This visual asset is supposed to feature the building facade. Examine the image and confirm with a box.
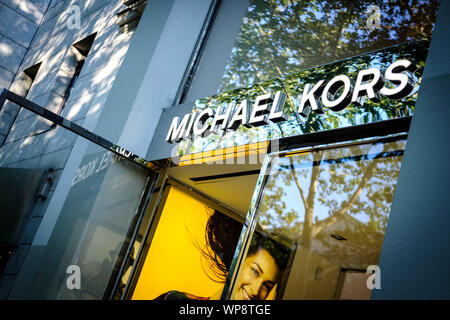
[0,0,448,300]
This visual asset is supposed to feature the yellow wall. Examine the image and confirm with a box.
[132,187,223,300]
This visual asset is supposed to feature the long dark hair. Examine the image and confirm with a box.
[200,210,243,282]
[200,210,290,283]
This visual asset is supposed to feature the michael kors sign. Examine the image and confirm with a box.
[166,59,417,143]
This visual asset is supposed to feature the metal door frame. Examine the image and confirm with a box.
[220,118,411,300]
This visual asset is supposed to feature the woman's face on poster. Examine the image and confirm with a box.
[233,248,279,300]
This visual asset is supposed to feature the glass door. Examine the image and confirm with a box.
[120,144,268,300]
[223,135,407,300]
[130,183,244,300]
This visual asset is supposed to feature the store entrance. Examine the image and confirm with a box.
[224,136,407,300]
[120,146,265,300]
[119,134,407,301]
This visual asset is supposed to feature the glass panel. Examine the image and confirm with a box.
[229,138,406,300]
[1,110,151,299]
[0,168,44,244]
[0,167,44,277]
[174,39,428,157]
[131,186,244,300]
[218,0,439,92]
[112,173,167,300]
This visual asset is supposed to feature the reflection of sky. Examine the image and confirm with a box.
[220,0,437,91]
[261,143,404,232]
[273,164,370,225]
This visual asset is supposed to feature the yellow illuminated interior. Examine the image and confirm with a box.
[132,187,224,300]
[178,142,269,166]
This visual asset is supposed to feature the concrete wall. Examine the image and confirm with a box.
[0,0,214,299]
[0,0,48,90]
[372,0,450,300]
[0,0,49,144]
[0,0,140,298]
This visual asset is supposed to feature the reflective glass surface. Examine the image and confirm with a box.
[0,110,151,299]
[229,138,406,300]
[174,40,428,157]
[218,0,439,92]
[131,186,244,301]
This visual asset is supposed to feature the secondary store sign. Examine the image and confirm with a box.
[166,59,417,143]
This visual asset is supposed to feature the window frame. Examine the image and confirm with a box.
[220,117,410,300]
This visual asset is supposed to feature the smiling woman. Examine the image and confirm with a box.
[142,199,290,301]
[233,233,291,300]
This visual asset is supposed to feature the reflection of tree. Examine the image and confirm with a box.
[219,0,438,92]
[175,39,429,157]
[174,1,438,157]
[258,141,405,273]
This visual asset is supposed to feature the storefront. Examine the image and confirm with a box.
[1,0,448,300]
[117,42,423,300]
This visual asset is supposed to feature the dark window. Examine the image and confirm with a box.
[0,62,42,146]
[54,34,96,116]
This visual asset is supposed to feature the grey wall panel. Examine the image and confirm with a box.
[372,0,450,299]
